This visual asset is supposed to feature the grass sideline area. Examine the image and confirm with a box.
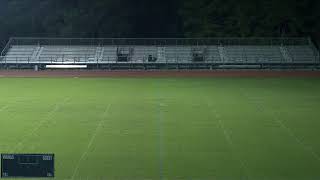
[0,77,320,179]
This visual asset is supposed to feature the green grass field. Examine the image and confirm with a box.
[1,77,320,180]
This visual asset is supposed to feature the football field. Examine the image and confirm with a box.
[0,77,320,180]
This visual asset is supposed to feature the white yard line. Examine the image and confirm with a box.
[71,104,111,180]
[0,105,9,112]
[0,96,29,112]
[155,81,166,180]
[0,97,33,152]
[272,113,320,162]
[207,102,250,180]
[240,88,320,162]
[157,102,165,180]
[11,97,70,152]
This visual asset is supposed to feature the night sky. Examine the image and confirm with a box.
[0,0,319,48]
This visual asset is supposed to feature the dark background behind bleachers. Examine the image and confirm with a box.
[0,0,319,49]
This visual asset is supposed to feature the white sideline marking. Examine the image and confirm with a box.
[71,104,111,180]
[11,97,70,152]
[207,102,250,180]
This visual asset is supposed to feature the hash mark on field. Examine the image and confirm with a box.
[12,97,70,152]
[71,104,111,180]
[207,102,250,180]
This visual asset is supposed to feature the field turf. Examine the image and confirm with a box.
[0,77,320,180]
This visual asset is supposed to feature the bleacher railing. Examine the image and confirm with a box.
[1,38,13,56]
[308,37,320,62]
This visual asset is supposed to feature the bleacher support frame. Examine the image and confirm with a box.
[0,37,319,70]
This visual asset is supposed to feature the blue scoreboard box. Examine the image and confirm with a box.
[1,154,54,178]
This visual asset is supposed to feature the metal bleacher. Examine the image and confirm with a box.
[207,46,221,62]
[165,46,192,63]
[0,37,319,69]
[4,45,38,63]
[131,46,156,63]
[39,46,96,63]
[286,45,317,63]
[101,46,117,63]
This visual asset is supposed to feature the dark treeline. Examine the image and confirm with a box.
[0,0,319,48]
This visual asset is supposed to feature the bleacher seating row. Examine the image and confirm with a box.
[1,45,319,64]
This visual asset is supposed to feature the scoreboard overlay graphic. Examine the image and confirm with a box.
[1,154,54,178]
